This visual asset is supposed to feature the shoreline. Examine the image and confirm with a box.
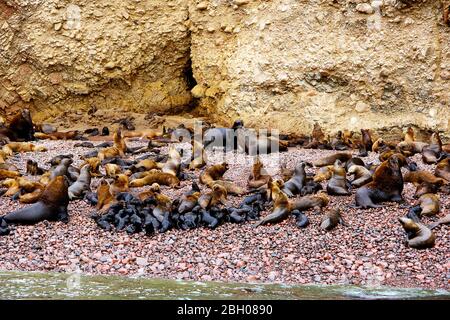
[0,140,449,291]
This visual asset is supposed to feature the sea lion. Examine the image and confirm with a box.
[404,126,415,143]
[189,139,207,170]
[129,170,180,188]
[347,165,372,188]
[203,120,244,151]
[414,182,440,199]
[304,122,326,148]
[34,123,56,134]
[96,179,115,213]
[3,176,69,224]
[46,131,80,140]
[354,154,404,208]
[291,192,329,212]
[360,129,373,152]
[292,210,309,228]
[281,162,307,197]
[0,218,10,236]
[137,183,160,202]
[398,217,435,249]
[162,147,181,176]
[104,163,122,177]
[110,174,129,196]
[2,142,46,156]
[422,132,442,164]
[198,184,228,209]
[84,157,101,176]
[279,162,294,182]
[133,159,158,172]
[435,158,450,182]
[418,193,440,217]
[429,214,450,230]
[68,165,92,200]
[313,152,352,167]
[26,160,44,176]
[313,166,333,182]
[200,162,229,185]
[19,188,44,204]
[207,179,245,195]
[397,141,428,155]
[254,183,290,227]
[248,156,271,189]
[178,191,201,214]
[50,158,72,180]
[0,109,34,142]
[98,147,123,161]
[0,168,20,180]
[404,171,446,187]
[326,160,350,196]
[320,209,346,231]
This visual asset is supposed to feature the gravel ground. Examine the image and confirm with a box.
[0,140,449,290]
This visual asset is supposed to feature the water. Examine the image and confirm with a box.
[0,271,448,300]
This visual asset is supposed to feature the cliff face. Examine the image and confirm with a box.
[0,0,192,125]
[1,0,449,138]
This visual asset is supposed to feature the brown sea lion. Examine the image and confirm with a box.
[355,154,404,208]
[414,182,440,199]
[208,180,245,195]
[68,165,92,200]
[110,174,129,196]
[198,184,228,209]
[2,142,46,156]
[200,162,228,185]
[189,139,207,170]
[0,168,20,180]
[313,166,333,183]
[320,209,346,231]
[84,157,101,176]
[281,162,307,197]
[422,132,442,164]
[104,163,122,177]
[435,158,450,182]
[0,109,34,142]
[279,162,294,182]
[133,159,158,172]
[137,183,161,201]
[254,183,290,227]
[178,192,200,214]
[3,176,69,224]
[45,131,80,140]
[18,188,43,204]
[360,129,373,152]
[313,152,352,167]
[404,126,415,143]
[418,193,440,217]
[398,217,435,249]
[98,147,123,161]
[404,171,446,187]
[162,147,181,176]
[248,156,271,189]
[347,164,372,188]
[129,170,180,188]
[96,179,115,213]
[291,192,329,212]
[326,160,350,196]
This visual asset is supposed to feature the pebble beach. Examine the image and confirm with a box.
[0,140,449,290]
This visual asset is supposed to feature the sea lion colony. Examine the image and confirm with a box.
[0,109,449,253]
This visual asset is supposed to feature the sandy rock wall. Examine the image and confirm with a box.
[189,0,450,138]
[0,0,449,138]
[0,0,192,125]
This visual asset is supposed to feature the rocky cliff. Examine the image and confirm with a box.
[1,0,449,138]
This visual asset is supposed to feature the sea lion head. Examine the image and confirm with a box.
[40,176,69,206]
[398,217,420,233]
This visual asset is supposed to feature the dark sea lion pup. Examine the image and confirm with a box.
[354,154,404,209]
[3,176,69,224]
[320,209,346,231]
